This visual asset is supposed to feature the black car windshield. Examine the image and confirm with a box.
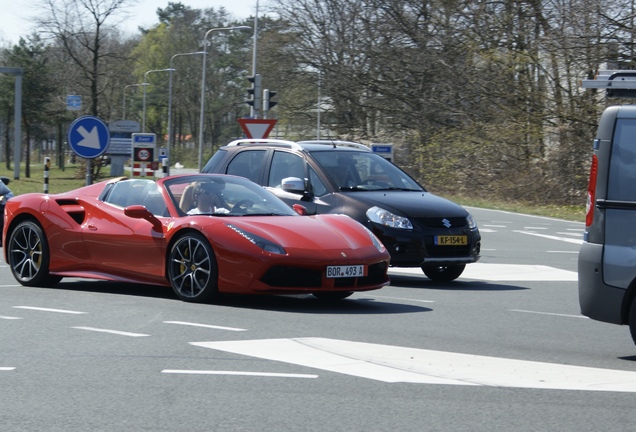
[164,174,299,216]
[311,151,424,191]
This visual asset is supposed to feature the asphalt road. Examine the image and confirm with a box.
[2,207,635,432]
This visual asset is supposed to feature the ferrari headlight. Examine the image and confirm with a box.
[366,206,413,230]
[361,225,386,253]
[226,224,286,255]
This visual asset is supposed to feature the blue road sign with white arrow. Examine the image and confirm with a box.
[67,116,110,159]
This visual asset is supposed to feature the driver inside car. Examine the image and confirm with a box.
[187,182,230,215]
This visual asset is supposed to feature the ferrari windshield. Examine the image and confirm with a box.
[311,151,423,191]
[164,174,299,217]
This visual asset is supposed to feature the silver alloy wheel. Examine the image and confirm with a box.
[168,233,218,302]
[7,220,59,286]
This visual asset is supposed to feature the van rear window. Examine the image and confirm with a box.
[608,119,636,201]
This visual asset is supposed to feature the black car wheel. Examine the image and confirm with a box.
[313,291,354,300]
[421,264,466,282]
[168,232,219,303]
[629,296,636,346]
[8,220,62,286]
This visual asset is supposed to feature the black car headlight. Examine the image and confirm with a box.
[226,224,286,254]
[467,213,477,230]
[366,206,413,230]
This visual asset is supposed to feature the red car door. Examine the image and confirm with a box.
[81,202,166,280]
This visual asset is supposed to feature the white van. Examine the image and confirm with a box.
[579,71,636,345]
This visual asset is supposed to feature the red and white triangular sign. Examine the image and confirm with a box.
[238,118,277,139]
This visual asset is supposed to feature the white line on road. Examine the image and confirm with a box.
[389,263,577,282]
[163,321,247,331]
[1,367,16,371]
[0,315,22,320]
[162,370,318,378]
[511,309,588,319]
[192,338,636,392]
[363,294,435,303]
[72,326,150,337]
[13,306,87,314]
[513,230,584,245]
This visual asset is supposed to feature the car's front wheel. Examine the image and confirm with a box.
[168,232,220,303]
[421,264,466,282]
[8,220,62,286]
[312,291,354,300]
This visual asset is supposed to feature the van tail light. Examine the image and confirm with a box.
[585,155,598,227]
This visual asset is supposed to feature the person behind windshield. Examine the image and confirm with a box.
[187,182,229,215]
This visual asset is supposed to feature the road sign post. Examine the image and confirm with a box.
[131,133,157,178]
[67,116,110,185]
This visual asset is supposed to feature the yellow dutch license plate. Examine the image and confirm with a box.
[434,235,467,246]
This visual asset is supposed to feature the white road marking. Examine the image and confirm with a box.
[72,326,150,337]
[0,315,22,320]
[192,338,636,392]
[483,224,508,228]
[367,295,435,303]
[13,306,87,314]
[511,309,588,319]
[1,367,16,371]
[163,321,247,331]
[547,250,579,254]
[525,226,548,230]
[513,230,584,245]
[161,370,318,378]
[389,263,577,282]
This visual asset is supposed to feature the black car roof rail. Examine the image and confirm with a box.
[581,70,636,98]
[225,138,303,150]
[297,140,372,151]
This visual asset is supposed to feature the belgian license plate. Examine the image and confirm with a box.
[435,235,468,246]
[326,265,366,278]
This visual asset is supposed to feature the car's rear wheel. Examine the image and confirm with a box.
[8,220,62,286]
[421,264,466,282]
[628,296,636,346]
[168,232,220,303]
[312,291,354,300]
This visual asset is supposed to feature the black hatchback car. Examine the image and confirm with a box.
[202,139,481,281]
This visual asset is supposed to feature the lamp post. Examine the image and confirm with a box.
[142,68,174,132]
[123,83,148,120]
[167,51,205,175]
[198,26,251,172]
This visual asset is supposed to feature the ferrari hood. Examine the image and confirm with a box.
[226,214,374,251]
[343,190,469,218]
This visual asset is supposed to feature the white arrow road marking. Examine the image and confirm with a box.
[77,125,101,149]
[192,338,636,392]
[389,263,578,281]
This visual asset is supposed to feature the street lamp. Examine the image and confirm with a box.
[123,83,148,120]
[198,26,251,172]
[142,68,174,132]
[167,51,205,175]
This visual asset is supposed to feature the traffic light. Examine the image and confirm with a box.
[263,89,278,113]
[245,74,262,117]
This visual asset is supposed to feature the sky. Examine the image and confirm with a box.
[0,0,264,46]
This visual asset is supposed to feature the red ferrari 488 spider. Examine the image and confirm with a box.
[3,174,390,302]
